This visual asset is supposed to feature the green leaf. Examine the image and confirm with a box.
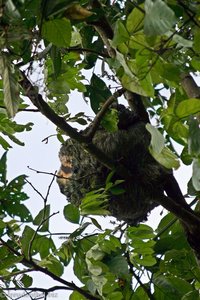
[192,158,200,191]
[0,251,22,270]
[33,205,50,231]
[182,291,200,300]
[122,72,153,97]
[126,5,144,33]
[70,222,90,239]
[80,188,110,216]
[6,174,28,200]
[188,117,200,156]
[176,99,200,118]
[6,203,32,222]
[132,286,149,300]
[150,145,180,169]
[106,291,123,300]
[21,274,33,288]
[133,254,157,266]
[63,204,80,224]
[101,108,118,132]
[70,291,87,300]
[106,255,129,276]
[146,123,180,169]
[112,20,129,46]
[172,34,193,48]
[120,57,154,97]
[127,224,155,239]
[21,226,35,259]
[0,290,7,300]
[146,124,165,154]
[90,217,102,230]
[0,56,20,117]
[0,152,7,185]
[194,29,200,53]
[50,45,62,78]
[39,254,64,276]
[42,18,71,47]
[86,74,112,113]
[144,0,176,36]
[154,275,193,299]
[0,135,11,150]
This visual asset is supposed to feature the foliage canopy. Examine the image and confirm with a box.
[1,0,200,299]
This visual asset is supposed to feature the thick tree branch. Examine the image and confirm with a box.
[19,72,88,144]
[156,196,200,228]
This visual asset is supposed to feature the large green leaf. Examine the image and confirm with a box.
[188,117,200,156]
[144,0,176,36]
[63,203,80,224]
[112,20,129,46]
[146,124,180,169]
[86,74,112,113]
[42,18,71,47]
[0,56,20,117]
[154,275,193,299]
[176,99,200,118]
[39,254,64,276]
[192,158,200,191]
[126,5,144,33]
[33,205,50,231]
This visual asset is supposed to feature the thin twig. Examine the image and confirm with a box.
[125,252,155,300]
[27,211,59,260]
[45,171,56,201]
[0,105,39,112]
[65,46,110,58]
[25,178,45,201]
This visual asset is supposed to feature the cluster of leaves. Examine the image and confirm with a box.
[1,0,200,299]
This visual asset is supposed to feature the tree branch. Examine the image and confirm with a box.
[65,46,110,58]
[156,196,200,228]
[19,70,117,170]
[85,88,125,140]
[0,105,39,112]
[88,0,115,58]
[0,238,100,300]
[3,286,71,293]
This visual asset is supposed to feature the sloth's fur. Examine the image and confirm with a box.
[57,105,182,224]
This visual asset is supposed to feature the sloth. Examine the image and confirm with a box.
[57,104,189,224]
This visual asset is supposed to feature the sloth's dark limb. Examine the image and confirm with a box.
[124,91,149,123]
